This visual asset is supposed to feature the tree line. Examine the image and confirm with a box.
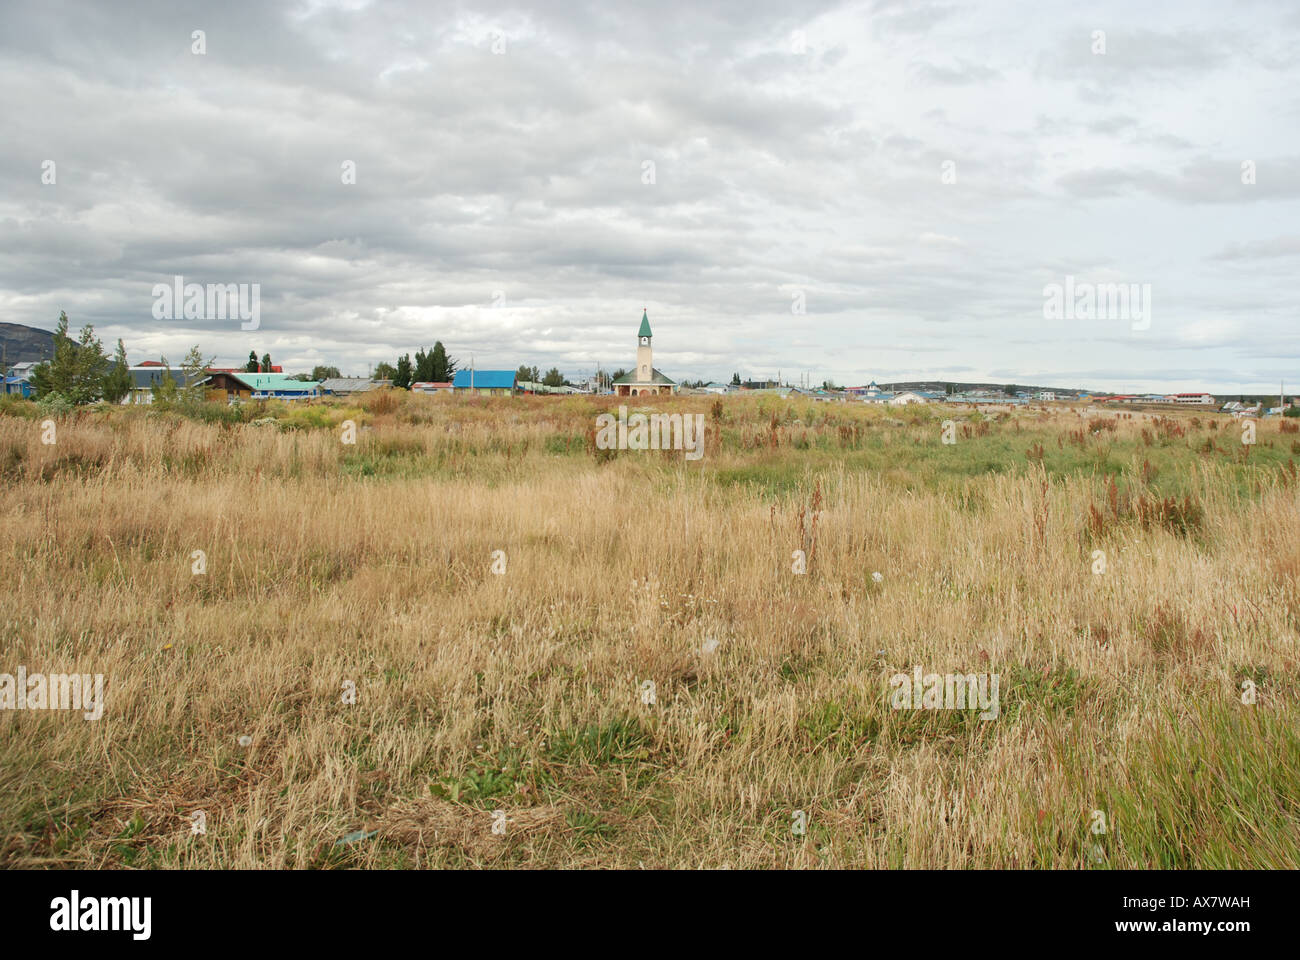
[372,342,456,389]
[24,312,212,408]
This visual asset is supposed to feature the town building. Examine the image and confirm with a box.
[518,381,580,395]
[319,377,385,395]
[888,391,943,406]
[452,369,517,396]
[204,371,320,401]
[123,366,194,404]
[2,376,33,398]
[613,311,676,397]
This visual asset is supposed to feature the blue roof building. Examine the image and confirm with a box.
[2,376,33,398]
[452,369,517,394]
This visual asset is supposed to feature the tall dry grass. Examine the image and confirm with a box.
[1,398,1297,868]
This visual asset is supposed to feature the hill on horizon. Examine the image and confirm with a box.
[877,380,1087,395]
[0,321,74,367]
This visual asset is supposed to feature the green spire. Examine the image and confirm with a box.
[638,309,652,339]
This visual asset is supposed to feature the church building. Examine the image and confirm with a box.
[612,310,676,397]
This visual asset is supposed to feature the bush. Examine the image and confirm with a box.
[0,395,38,419]
[362,390,400,416]
[36,392,74,417]
[182,401,250,426]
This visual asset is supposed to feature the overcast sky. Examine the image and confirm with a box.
[2,0,1298,391]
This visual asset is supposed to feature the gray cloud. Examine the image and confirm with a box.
[1,0,1298,392]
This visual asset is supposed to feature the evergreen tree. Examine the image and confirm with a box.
[542,367,565,387]
[246,350,259,373]
[153,355,179,406]
[102,339,133,404]
[260,353,272,373]
[431,341,455,382]
[30,312,109,404]
[180,345,216,404]
[394,353,412,389]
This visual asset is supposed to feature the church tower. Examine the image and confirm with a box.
[612,308,675,396]
[636,309,653,383]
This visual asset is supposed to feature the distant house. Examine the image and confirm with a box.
[123,366,196,404]
[517,380,579,395]
[236,373,319,399]
[452,369,517,396]
[203,371,253,403]
[410,381,453,394]
[1171,392,1215,405]
[205,372,319,401]
[888,391,943,406]
[858,381,895,403]
[3,361,38,397]
[2,376,33,398]
[700,382,732,395]
[319,377,383,395]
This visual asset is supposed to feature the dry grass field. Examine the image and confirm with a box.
[1,392,1298,868]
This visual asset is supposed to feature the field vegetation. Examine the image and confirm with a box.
[1,391,1297,868]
